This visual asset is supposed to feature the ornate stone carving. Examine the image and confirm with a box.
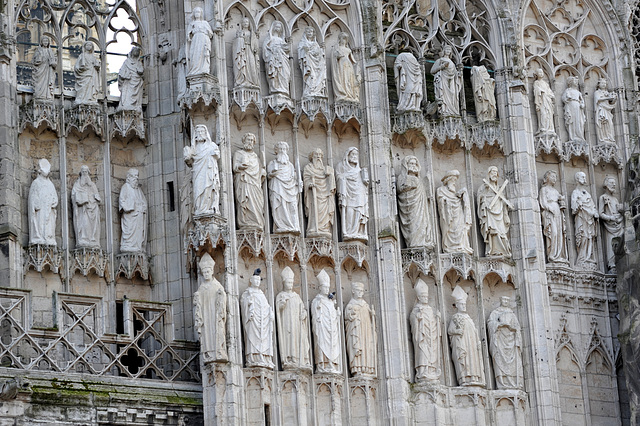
[237,230,265,259]
[539,170,568,263]
[232,17,260,90]
[270,234,300,261]
[186,7,213,77]
[263,21,291,96]
[397,155,434,249]
[70,247,108,278]
[267,141,300,234]
[534,132,562,158]
[24,244,62,274]
[429,116,465,145]
[471,65,496,123]
[339,241,368,268]
[233,133,266,230]
[336,147,369,242]
[594,78,616,145]
[410,280,441,382]
[181,74,221,109]
[74,41,100,106]
[305,238,334,264]
[561,77,585,144]
[591,142,623,168]
[241,272,275,369]
[185,215,228,256]
[332,32,360,103]
[300,97,330,121]
[298,27,327,99]
[110,109,145,141]
[571,171,598,269]
[345,282,377,377]
[173,46,187,103]
[436,170,473,255]
[33,36,57,101]
[439,252,473,280]
[334,101,361,124]
[533,69,556,136]
[449,286,485,387]
[599,177,624,272]
[20,100,59,134]
[117,47,144,112]
[72,165,101,248]
[468,121,502,152]
[477,167,513,257]
[232,86,261,112]
[116,252,149,280]
[394,52,423,113]
[194,253,227,363]
[393,111,425,135]
[276,267,311,370]
[487,297,523,390]
[563,140,589,162]
[119,168,147,254]
[29,159,58,246]
[304,148,335,238]
[184,124,220,217]
[65,104,103,137]
[401,247,434,276]
[311,270,341,374]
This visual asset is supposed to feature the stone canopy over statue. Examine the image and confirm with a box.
[193,253,227,363]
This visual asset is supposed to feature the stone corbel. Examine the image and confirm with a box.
[20,100,60,135]
[109,109,145,141]
[392,111,425,136]
[299,96,330,122]
[305,237,334,269]
[428,116,465,147]
[478,257,514,284]
[180,74,221,110]
[116,252,149,281]
[263,93,295,116]
[231,86,261,112]
[439,252,473,281]
[562,140,589,162]
[591,142,624,169]
[339,241,368,269]
[24,244,62,275]
[65,104,103,137]
[401,247,435,277]
[69,247,108,279]
[185,215,228,258]
[534,132,562,158]
[270,234,301,261]
[237,229,265,260]
[334,101,361,125]
[468,121,503,152]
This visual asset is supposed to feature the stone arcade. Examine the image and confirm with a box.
[2,0,640,424]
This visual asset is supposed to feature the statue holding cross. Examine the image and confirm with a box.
[477,166,514,257]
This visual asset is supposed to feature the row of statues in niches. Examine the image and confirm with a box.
[194,253,524,389]
[28,159,147,255]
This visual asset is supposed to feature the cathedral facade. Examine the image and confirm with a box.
[0,0,639,424]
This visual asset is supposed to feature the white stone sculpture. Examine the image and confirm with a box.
[193,253,227,363]
[477,166,514,257]
[572,171,598,267]
[33,36,57,100]
[233,133,265,230]
[233,17,260,89]
[263,21,291,96]
[431,45,461,116]
[298,27,327,98]
[539,170,568,263]
[311,270,341,374]
[336,147,369,241]
[267,141,300,234]
[331,32,360,103]
[561,76,585,143]
[276,267,311,370]
[28,159,58,246]
[117,46,144,112]
[345,282,377,376]
[304,148,335,238]
[533,69,555,135]
[173,46,187,101]
[471,65,496,122]
[594,78,617,144]
[119,168,148,253]
[410,280,441,382]
[397,155,434,248]
[487,296,523,390]
[71,165,101,248]
[393,52,423,113]
[436,170,473,254]
[184,124,220,217]
[74,42,100,105]
[241,271,274,369]
[186,7,213,77]
[448,286,485,387]
[599,177,624,272]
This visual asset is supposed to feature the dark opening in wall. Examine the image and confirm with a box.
[116,301,124,334]
[167,181,175,212]
[264,404,271,426]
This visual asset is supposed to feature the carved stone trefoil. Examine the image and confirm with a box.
[110,109,145,141]
[232,86,261,112]
[70,247,108,278]
[534,133,562,157]
[270,234,300,261]
[393,111,425,135]
[591,142,623,169]
[180,74,221,110]
[116,252,149,281]
[334,101,361,124]
[401,247,434,276]
[20,100,59,134]
[24,244,62,275]
[300,96,330,121]
[65,104,103,137]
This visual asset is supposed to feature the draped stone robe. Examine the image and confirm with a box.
[29,175,58,246]
[304,162,335,238]
[488,306,523,389]
[276,290,311,369]
[448,312,485,386]
[72,178,101,248]
[397,172,432,248]
[599,192,624,269]
[572,187,598,265]
[331,43,359,102]
[119,182,147,252]
[194,278,228,363]
[336,156,369,241]
[74,49,100,105]
[436,185,472,254]
[118,54,144,111]
[539,184,567,263]
[233,149,265,230]
[345,298,377,376]
[187,19,213,76]
[267,158,300,233]
[410,303,441,381]
[311,294,341,373]
[188,140,220,216]
[477,181,511,257]
[298,33,327,98]
[241,287,274,368]
[33,45,57,100]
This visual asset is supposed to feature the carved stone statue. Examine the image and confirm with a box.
[298,27,327,98]
[186,7,213,77]
[394,52,423,113]
[599,177,624,272]
[267,141,300,234]
[448,286,485,387]
[33,36,57,100]
[397,155,434,248]
[173,46,187,101]
[594,78,617,144]
[311,270,341,374]
[572,171,598,267]
[345,282,377,376]
[233,17,260,89]
[336,147,369,241]
[117,46,144,112]
[431,45,461,116]
[331,32,360,103]
[477,166,514,257]
[410,280,441,382]
[71,166,101,248]
[561,76,585,143]
[471,65,496,122]
[233,133,266,230]
[488,296,523,389]
[539,170,568,263]
[304,148,335,238]
[28,159,58,246]
[184,124,220,217]
[241,272,274,369]
[263,21,291,96]
[533,69,555,135]
[74,42,100,105]
[276,267,311,370]
[436,170,473,254]
[119,168,147,253]
[193,253,227,363]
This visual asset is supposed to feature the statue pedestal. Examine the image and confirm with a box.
[429,116,465,146]
[300,96,329,121]
[70,247,108,279]
[393,110,425,135]
[116,252,149,281]
[439,252,473,280]
[65,103,103,137]
[181,74,221,109]
[110,109,145,141]
[24,244,61,274]
[468,120,502,151]
[185,214,228,259]
[20,99,59,134]
[270,233,301,261]
[401,247,435,276]
[334,101,361,124]
[339,241,368,268]
[232,86,260,112]
[592,142,623,168]
[264,93,294,115]
[534,132,561,157]
[563,139,589,162]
